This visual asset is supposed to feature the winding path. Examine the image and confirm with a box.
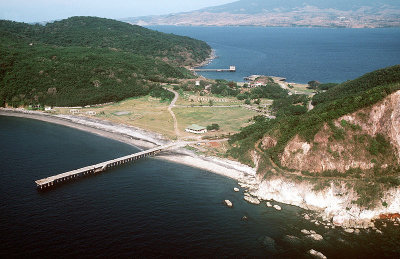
[165,88,181,139]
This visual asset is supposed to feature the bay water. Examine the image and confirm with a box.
[150,26,400,83]
[1,116,400,257]
[2,26,400,257]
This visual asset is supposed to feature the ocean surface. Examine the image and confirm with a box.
[1,116,400,258]
[149,26,400,83]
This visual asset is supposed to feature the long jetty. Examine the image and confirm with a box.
[190,66,236,72]
[35,144,173,190]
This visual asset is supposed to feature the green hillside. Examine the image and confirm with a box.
[229,65,400,166]
[0,17,211,107]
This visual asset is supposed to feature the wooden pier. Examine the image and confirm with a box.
[190,66,236,72]
[35,144,171,190]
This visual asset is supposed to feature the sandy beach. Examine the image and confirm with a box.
[0,108,256,182]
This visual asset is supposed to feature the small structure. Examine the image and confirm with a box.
[195,80,201,86]
[85,111,96,116]
[70,109,80,114]
[185,124,207,134]
[44,106,53,111]
[229,66,236,72]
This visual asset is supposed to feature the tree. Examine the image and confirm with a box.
[207,123,220,131]
[245,99,251,105]
[307,80,321,90]
[209,100,214,106]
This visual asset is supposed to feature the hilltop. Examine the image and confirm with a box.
[124,0,400,28]
[0,17,211,107]
[229,65,400,210]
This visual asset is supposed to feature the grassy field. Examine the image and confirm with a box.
[176,91,243,106]
[288,83,315,95]
[56,96,176,137]
[55,95,258,139]
[174,106,257,136]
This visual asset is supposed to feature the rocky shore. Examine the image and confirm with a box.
[2,108,399,231]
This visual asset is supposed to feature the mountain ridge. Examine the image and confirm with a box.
[123,0,400,28]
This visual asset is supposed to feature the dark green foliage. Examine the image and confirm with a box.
[340,119,362,131]
[327,121,345,140]
[150,86,174,101]
[307,80,320,90]
[271,94,308,117]
[0,17,211,106]
[236,93,247,100]
[0,17,210,66]
[312,65,400,106]
[318,83,339,91]
[368,134,391,156]
[210,79,239,96]
[249,82,288,99]
[207,123,220,131]
[230,65,400,168]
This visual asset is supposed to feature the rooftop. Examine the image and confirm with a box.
[186,124,206,131]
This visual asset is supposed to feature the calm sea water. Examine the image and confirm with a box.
[149,26,400,83]
[1,116,400,257]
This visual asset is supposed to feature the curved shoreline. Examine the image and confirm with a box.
[2,108,396,229]
[0,108,256,182]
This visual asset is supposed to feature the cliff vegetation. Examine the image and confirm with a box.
[229,65,400,208]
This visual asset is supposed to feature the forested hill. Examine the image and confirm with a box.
[0,17,211,107]
[230,65,400,170]
[0,16,210,66]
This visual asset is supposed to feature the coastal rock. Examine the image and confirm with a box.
[244,195,261,205]
[301,229,311,235]
[266,202,272,207]
[304,214,311,220]
[308,249,327,259]
[273,205,282,211]
[242,215,248,221]
[310,230,316,234]
[224,200,233,208]
[344,228,355,233]
[308,233,324,241]
[234,187,240,192]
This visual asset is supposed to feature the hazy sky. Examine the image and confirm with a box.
[0,0,235,23]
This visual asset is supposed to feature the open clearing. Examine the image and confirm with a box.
[55,94,258,139]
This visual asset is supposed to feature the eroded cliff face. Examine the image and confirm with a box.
[280,90,400,173]
[249,176,400,228]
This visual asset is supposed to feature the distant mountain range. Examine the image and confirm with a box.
[123,0,400,28]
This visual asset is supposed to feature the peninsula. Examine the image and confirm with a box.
[1,16,400,232]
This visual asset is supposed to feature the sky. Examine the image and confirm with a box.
[0,0,235,23]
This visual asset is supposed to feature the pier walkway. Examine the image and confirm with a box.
[35,143,177,190]
[35,139,228,190]
[190,66,236,72]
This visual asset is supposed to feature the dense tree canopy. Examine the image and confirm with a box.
[0,17,211,107]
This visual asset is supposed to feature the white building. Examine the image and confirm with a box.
[185,124,207,134]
